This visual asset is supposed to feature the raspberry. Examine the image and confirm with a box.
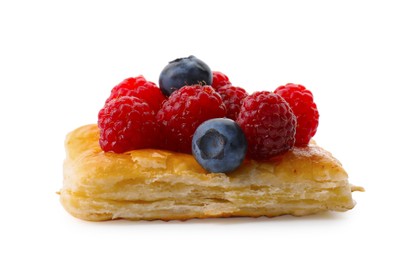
[274,83,319,146]
[106,76,166,112]
[212,71,231,90]
[98,96,159,153]
[217,85,248,120]
[156,85,227,153]
[236,91,296,160]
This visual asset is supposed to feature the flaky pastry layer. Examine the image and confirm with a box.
[60,124,362,221]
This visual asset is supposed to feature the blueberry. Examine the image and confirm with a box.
[159,55,212,96]
[192,118,247,173]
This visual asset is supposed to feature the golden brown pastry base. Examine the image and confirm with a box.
[60,124,363,221]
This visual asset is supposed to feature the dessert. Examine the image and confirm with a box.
[60,56,363,221]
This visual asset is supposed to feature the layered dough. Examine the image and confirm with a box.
[60,124,363,221]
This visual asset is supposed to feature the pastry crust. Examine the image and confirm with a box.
[60,124,362,221]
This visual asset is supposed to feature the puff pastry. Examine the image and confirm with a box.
[60,124,363,221]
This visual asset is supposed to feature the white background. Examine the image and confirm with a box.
[1,0,409,259]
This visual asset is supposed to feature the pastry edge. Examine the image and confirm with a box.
[60,192,357,222]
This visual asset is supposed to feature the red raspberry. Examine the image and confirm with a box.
[212,71,231,90]
[274,83,319,146]
[156,85,226,153]
[237,91,296,160]
[106,76,166,112]
[217,85,248,120]
[98,96,159,153]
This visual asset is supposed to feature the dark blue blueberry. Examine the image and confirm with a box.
[192,118,247,173]
[159,55,212,96]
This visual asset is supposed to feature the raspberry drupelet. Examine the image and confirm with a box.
[211,71,231,90]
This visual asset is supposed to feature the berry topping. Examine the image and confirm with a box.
[236,91,296,160]
[159,56,212,96]
[211,71,231,90]
[106,76,166,112]
[216,85,248,120]
[98,96,159,153]
[156,85,226,153]
[192,118,247,173]
[274,83,319,146]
